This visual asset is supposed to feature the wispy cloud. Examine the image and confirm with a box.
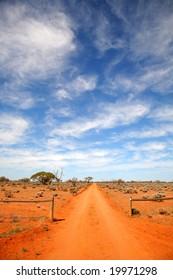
[51,101,149,137]
[129,10,173,62]
[54,75,97,100]
[128,125,173,139]
[0,2,76,80]
[94,13,125,53]
[106,0,173,60]
[150,105,173,121]
[125,141,166,152]
[69,75,97,94]
[0,113,30,145]
[54,89,72,101]
[103,0,173,97]
[0,80,35,109]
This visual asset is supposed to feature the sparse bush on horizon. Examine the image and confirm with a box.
[0,176,10,183]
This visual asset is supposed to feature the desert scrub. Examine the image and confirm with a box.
[158,208,169,215]
[4,190,13,198]
[13,189,20,193]
[22,248,28,253]
[123,188,137,194]
[35,191,44,198]
[52,192,58,197]
[70,187,77,195]
[0,228,23,238]
[43,225,49,231]
[132,208,140,216]
[48,186,56,191]
[151,193,164,201]
[10,214,20,222]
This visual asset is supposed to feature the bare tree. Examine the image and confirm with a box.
[53,168,64,184]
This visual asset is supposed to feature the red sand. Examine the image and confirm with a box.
[0,183,173,259]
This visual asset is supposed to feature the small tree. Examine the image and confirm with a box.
[116,179,125,185]
[30,171,56,185]
[85,176,93,184]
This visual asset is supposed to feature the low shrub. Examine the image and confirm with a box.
[158,208,169,215]
[35,191,44,198]
[124,188,137,194]
[132,208,140,215]
[70,187,77,195]
[151,193,163,201]
[4,190,13,198]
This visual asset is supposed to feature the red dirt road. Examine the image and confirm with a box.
[46,183,151,260]
[0,183,173,259]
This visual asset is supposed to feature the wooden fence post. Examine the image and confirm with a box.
[50,196,54,221]
[130,197,132,216]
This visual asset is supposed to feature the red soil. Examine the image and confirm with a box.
[0,183,173,260]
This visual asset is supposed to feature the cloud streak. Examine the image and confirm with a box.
[0,2,76,80]
[51,101,149,137]
[54,75,97,100]
[0,113,30,145]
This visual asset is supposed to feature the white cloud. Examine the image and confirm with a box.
[111,122,173,145]
[108,75,146,94]
[0,145,115,176]
[94,13,126,53]
[125,142,166,152]
[0,1,78,113]
[54,75,97,100]
[70,75,97,94]
[0,2,76,80]
[106,62,173,97]
[89,149,110,157]
[106,0,173,60]
[139,64,173,94]
[54,89,71,100]
[0,114,30,145]
[0,148,67,171]
[51,101,149,137]
[126,126,172,139]
[104,0,173,96]
[0,81,35,109]
[99,160,173,172]
[129,13,173,61]
[150,106,173,121]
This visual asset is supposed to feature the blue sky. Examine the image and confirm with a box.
[0,0,173,181]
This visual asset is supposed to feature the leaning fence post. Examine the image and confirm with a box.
[50,196,54,221]
[130,197,132,216]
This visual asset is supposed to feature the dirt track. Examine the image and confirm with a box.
[43,184,151,259]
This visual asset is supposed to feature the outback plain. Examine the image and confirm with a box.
[0,179,173,260]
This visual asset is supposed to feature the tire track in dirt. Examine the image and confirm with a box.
[46,184,152,260]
